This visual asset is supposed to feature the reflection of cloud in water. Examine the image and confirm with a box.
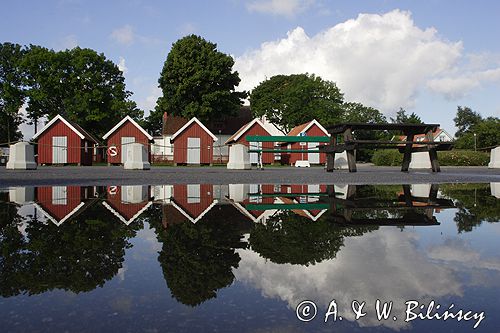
[235,229,463,330]
[428,238,500,271]
[117,264,127,281]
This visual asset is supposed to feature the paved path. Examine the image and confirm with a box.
[1,165,499,187]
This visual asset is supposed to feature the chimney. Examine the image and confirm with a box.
[162,112,168,136]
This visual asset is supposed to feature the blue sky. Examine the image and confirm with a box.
[2,0,499,135]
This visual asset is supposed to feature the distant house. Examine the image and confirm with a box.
[103,185,152,225]
[280,119,329,166]
[32,114,98,166]
[102,115,153,165]
[395,128,454,143]
[225,118,277,164]
[170,117,218,165]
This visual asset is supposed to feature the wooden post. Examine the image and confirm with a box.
[402,185,413,207]
[343,129,357,172]
[401,132,414,172]
[326,135,336,172]
[426,129,441,172]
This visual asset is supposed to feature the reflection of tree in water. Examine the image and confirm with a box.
[0,199,28,297]
[441,184,500,233]
[249,211,376,266]
[152,211,249,307]
[0,201,138,297]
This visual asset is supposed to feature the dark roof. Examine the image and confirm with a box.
[67,119,99,143]
[162,106,253,136]
[163,115,189,136]
[206,106,253,135]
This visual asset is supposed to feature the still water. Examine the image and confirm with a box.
[0,183,499,332]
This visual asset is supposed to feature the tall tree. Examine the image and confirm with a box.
[0,42,25,143]
[21,46,142,137]
[156,35,246,122]
[250,73,344,132]
[453,106,482,138]
[390,107,423,124]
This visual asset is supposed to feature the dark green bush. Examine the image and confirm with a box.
[372,149,489,166]
[371,150,403,166]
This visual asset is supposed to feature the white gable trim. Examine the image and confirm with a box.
[32,114,85,140]
[102,201,152,226]
[34,201,85,227]
[102,115,153,140]
[231,119,271,142]
[170,117,218,142]
[170,199,218,223]
[299,119,330,136]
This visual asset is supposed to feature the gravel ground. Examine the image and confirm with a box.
[0,165,499,187]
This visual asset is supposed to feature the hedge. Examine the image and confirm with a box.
[372,149,490,166]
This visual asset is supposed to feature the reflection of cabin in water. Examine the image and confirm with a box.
[34,186,98,226]
[102,185,152,225]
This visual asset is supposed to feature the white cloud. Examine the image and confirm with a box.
[178,22,197,36]
[110,24,162,46]
[59,34,78,50]
[246,0,314,17]
[138,85,162,112]
[110,24,135,46]
[427,67,500,100]
[235,229,463,330]
[117,56,128,74]
[234,10,464,112]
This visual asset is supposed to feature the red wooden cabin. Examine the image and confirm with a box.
[102,116,153,164]
[170,117,218,165]
[33,114,98,166]
[225,118,276,164]
[281,119,329,166]
[34,186,95,226]
[170,184,217,223]
[103,185,152,225]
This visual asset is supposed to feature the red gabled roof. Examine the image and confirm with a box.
[288,122,311,137]
[225,118,272,144]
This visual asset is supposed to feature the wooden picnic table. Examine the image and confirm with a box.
[321,123,453,173]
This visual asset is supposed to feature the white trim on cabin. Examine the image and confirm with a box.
[33,201,86,227]
[170,117,218,142]
[102,115,153,140]
[231,119,270,143]
[32,114,86,140]
[102,201,153,226]
[297,119,330,136]
[170,199,218,223]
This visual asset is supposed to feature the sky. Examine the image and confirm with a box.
[1,0,500,137]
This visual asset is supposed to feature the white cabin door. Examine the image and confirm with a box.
[250,142,261,164]
[121,137,135,164]
[187,184,201,203]
[308,142,320,164]
[187,137,201,164]
[52,186,67,205]
[52,136,67,164]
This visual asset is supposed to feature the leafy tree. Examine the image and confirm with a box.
[250,73,344,132]
[156,35,246,123]
[390,107,423,124]
[153,218,246,306]
[341,102,386,124]
[0,42,26,143]
[143,108,164,136]
[21,46,142,136]
[249,211,374,266]
[453,106,482,138]
[454,115,499,150]
[342,102,388,161]
[0,200,137,297]
[440,184,500,233]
